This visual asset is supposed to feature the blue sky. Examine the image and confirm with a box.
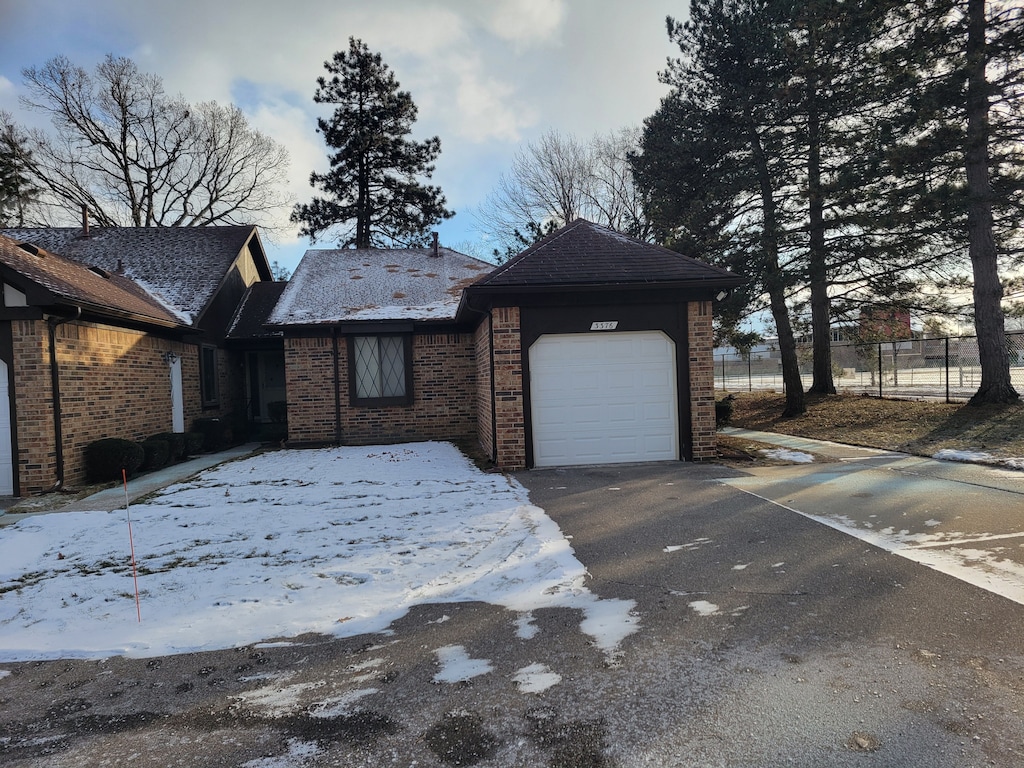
[0,0,683,274]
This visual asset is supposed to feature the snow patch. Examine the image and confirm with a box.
[514,663,561,693]
[760,448,815,463]
[688,600,720,616]
[433,645,493,683]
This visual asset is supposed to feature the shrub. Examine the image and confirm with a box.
[140,438,171,470]
[150,432,185,461]
[85,438,145,482]
[192,417,227,452]
[183,431,205,456]
[267,400,287,423]
[715,394,736,428]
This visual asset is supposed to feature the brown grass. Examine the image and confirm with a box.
[724,391,1024,460]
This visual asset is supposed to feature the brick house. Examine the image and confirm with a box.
[269,220,743,470]
[0,226,273,496]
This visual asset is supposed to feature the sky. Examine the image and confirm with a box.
[0,0,684,274]
[0,441,638,662]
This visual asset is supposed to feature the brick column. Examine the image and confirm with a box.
[491,307,525,470]
[688,301,717,460]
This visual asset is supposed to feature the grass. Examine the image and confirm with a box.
[722,391,1024,461]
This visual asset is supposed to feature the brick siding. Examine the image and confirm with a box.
[687,300,717,459]
[9,318,235,494]
[490,307,526,470]
[284,331,477,446]
[474,315,494,460]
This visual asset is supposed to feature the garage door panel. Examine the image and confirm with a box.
[530,332,678,467]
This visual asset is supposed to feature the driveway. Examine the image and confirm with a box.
[1,449,1023,766]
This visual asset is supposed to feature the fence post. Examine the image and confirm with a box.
[877,343,883,398]
[945,336,950,403]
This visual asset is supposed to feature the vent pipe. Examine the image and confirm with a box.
[81,204,89,237]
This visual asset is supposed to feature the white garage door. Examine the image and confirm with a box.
[529,331,678,467]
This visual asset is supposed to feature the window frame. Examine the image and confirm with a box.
[200,343,220,408]
[347,333,414,407]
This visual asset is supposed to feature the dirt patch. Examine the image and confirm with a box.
[724,392,1024,461]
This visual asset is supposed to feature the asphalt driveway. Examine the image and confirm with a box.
[2,449,1024,766]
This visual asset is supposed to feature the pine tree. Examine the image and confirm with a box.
[875,0,1023,403]
[637,0,807,416]
[0,113,38,226]
[292,38,453,249]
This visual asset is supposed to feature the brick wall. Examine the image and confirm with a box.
[473,315,494,460]
[688,300,717,460]
[11,319,211,493]
[490,307,525,470]
[284,331,477,446]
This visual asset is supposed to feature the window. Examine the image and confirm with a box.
[200,344,219,406]
[350,335,412,406]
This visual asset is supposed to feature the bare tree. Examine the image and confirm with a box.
[476,127,650,256]
[18,54,290,228]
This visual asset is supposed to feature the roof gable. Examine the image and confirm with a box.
[0,235,184,327]
[475,219,744,289]
[0,226,266,326]
[269,247,492,326]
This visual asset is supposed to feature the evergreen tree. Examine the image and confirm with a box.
[0,112,39,226]
[875,0,1023,403]
[292,38,453,249]
[637,0,807,416]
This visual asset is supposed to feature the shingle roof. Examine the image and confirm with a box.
[226,281,288,339]
[0,226,263,325]
[0,234,184,326]
[475,219,744,288]
[268,247,492,326]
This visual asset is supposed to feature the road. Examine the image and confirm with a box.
[1,449,1023,766]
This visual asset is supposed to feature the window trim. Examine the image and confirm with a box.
[347,333,414,407]
[200,343,220,407]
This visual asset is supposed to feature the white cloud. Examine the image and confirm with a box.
[486,0,567,47]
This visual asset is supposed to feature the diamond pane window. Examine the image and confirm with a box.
[352,335,410,404]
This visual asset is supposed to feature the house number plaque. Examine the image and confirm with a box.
[590,321,618,331]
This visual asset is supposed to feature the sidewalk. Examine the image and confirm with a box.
[0,443,261,525]
[719,427,1024,606]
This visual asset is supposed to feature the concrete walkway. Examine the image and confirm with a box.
[721,426,1024,606]
[0,443,260,524]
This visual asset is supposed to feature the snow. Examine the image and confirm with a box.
[433,645,493,683]
[688,600,720,616]
[513,662,562,693]
[934,448,1024,470]
[760,448,815,463]
[0,442,637,662]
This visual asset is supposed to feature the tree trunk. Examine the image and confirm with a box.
[749,122,805,417]
[965,0,1018,404]
[805,30,836,395]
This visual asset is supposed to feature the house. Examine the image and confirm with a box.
[0,225,273,496]
[267,219,744,470]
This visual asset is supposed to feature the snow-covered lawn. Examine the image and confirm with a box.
[0,443,637,662]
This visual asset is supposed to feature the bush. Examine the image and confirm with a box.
[267,400,287,423]
[140,438,171,470]
[183,431,205,456]
[715,394,736,428]
[150,432,185,461]
[192,417,228,452]
[85,438,145,482]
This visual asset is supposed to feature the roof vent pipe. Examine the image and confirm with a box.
[432,232,439,257]
[81,204,89,237]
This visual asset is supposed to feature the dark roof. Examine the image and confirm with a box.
[0,234,184,327]
[226,281,288,339]
[268,246,491,326]
[474,219,744,289]
[0,226,266,325]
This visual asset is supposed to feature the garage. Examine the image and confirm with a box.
[529,331,678,467]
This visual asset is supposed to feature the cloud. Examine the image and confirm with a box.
[485,0,567,47]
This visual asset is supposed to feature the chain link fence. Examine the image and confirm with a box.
[715,332,1024,402]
